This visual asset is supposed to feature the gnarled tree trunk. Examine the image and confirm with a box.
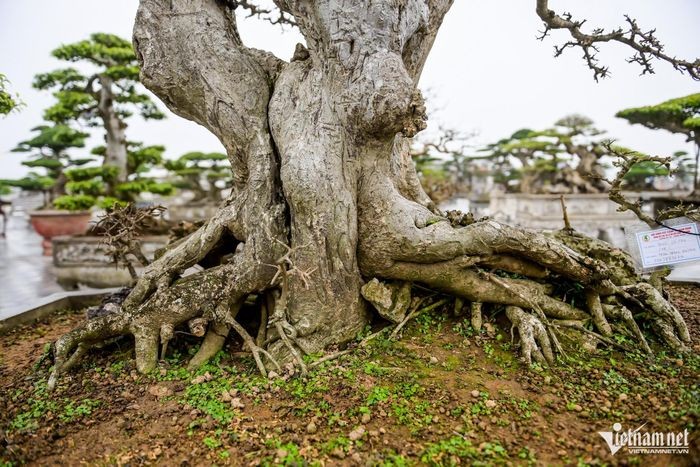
[97,75,129,184]
[49,0,690,384]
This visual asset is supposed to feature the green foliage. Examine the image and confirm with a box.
[59,399,101,423]
[164,151,231,202]
[6,124,90,205]
[66,165,119,182]
[62,146,173,206]
[115,180,174,197]
[0,175,55,192]
[617,94,700,190]
[97,196,127,209]
[9,379,102,433]
[34,33,163,125]
[65,179,106,196]
[53,194,96,211]
[13,124,88,156]
[623,160,670,189]
[0,73,22,116]
[421,436,509,466]
[127,144,165,173]
[617,93,700,136]
[481,114,614,193]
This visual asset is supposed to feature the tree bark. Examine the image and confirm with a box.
[97,75,129,184]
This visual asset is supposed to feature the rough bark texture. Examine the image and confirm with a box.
[50,0,691,384]
[97,75,129,183]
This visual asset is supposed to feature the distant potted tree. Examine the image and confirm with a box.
[15,32,166,254]
[1,124,93,254]
[164,151,231,221]
[165,151,231,202]
[50,143,175,288]
[33,33,164,186]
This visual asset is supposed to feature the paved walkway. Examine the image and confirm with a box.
[0,215,63,319]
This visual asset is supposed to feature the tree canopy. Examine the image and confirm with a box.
[617,93,700,138]
[2,124,89,204]
[34,33,163,125]
[617,93,700,193]
[481,115,611,194]
[164,151,231,202]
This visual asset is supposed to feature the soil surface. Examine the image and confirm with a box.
[1,284,698,466]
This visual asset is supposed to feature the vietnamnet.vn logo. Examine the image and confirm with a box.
[598,423,690,455]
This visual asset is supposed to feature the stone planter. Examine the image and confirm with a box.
[166,202,219,223]
[486,193,666,248]
[52,235,169,289]
[29,210,92,256]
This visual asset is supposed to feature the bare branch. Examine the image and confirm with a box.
[224,0,297,27]
[599,142,699,227]
[536,0,700,81]
[94,203,167,279]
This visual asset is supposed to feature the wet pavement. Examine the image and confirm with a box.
[0,215,63,320]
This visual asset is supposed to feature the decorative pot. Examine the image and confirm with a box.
[29,210,92,256]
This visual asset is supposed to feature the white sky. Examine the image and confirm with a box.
[0,0,698,179]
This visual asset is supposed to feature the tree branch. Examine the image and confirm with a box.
[535,0,700,81]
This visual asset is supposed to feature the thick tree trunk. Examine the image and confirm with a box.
[49,0,691,384]
[97,75,129,184]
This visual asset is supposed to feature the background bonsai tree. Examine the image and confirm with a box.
[49,0,697,385]
[58,142,175,210]
[483,116,613,194]
[617,93,700,194]
[33,33,164,184]
[1,124,90,207]
[164,151,231,203]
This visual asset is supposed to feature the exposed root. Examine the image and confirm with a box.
[453,298,465,317]
[188,322,231,370]
[603,304,652,355]
[585,290,612,337]
[226,315,280,378]
[622,283,691,353]
[505,306,554,366]
[470,301,483,332]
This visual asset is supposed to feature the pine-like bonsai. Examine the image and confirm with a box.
[2,124,90,208]
[33,33,165,184]
[164,151,231,203]
[617,94,700,194]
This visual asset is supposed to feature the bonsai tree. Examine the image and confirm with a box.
[2,124,90,207]
[164,151,231,203]
[33,33,164,184]
[617,93,700,194]
[50,0,696,385]
[57,142,175,210]
[483,116,613,194]
[0,73,22,116]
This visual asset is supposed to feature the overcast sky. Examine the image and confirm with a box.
[0,0,698,179]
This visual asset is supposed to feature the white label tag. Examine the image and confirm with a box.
[635,222,700,268]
